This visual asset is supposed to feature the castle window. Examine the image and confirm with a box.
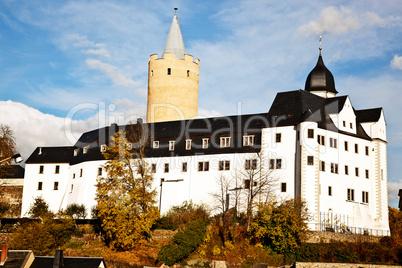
[70,184,74,193]
[317,135,325,146]
[164,163,169,173]
[39,165,44,174]
[347,188,355,201]
[328,186,332,196]
[98,167,102,176]
[329,138,337,148]
[344,141,349,151]
[187,70,190,77]
[331,163,339,174]
[55,165,60,174]
[100,144,106,152]
[355,143,359,154]
[365,146,369,156]
[219,160,230,171]
[182,162,187,172]
[167,68,171,75]
[355,167,359,177]
[151,70,153,76]
[37,181,43,191]
[185,139,192,150]
[54,181,59,191]
[73,173,76,179]
[153,141,159,149]
[80,168,83,177]
[269,159,282,169]
[245,159,257,170]
[307,129,314,139]
[350,122,353,129]
[169,141,175,151]
[151,164,156,173]
[281,182,287,193]
[243,135,254,146]
[343,120,346,127]
[220,137,231,148]
[362,191,369,203]
[320,161,325,171]
[244,179,257,189]
[198,161,209,172]
[275,133,282,143]
[365,169,369,179]
[202,138,209,149]
[307,156,314,166]
[345,165,349,175]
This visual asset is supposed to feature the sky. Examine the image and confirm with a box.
[0,0,401,207]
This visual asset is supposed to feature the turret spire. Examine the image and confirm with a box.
[162,8,186,60]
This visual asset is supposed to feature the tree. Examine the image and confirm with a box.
[250,197,309,255]
[96,126,159,250]
[27,196,54,219]
[0,124,17,179]
[12,216,75,255]
[64,203,87,219]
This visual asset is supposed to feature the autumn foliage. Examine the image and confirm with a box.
[96,128,159,250]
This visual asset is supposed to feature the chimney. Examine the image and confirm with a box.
[53,249,64,268]
[1,244,8,263]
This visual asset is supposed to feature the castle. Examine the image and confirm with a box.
[21,10,389,235]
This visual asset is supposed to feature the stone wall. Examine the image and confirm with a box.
[0,186,23,218]
[306,231,382,243]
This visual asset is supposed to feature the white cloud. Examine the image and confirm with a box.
[388,181,402,207]
[0,99,146,160]
[298,6,361,36]
[391,54,402,70]
[364,11,385,26]
[83,48,110,57]
[85,58,138,87]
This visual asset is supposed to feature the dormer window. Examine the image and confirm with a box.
[153,141,159,149]
[220,137,230,148]
[83,146,89,154]
[243,135,254,146]
[169,141,175,151]
[185,139,192,150]
[100,144,107,152]
[202,138,209,149]
[74,148,80,156]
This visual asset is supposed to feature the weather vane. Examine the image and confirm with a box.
[319,36,322,51]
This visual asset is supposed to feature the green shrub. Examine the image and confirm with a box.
[64,203,87,219]
[158,220,208,265]
[153,201,209,231]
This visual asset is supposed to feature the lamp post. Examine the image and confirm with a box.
[0,153,23,165]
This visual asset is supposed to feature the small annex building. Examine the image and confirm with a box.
[20,11,389,236]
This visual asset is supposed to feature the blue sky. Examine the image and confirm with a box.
[0,0,401,207]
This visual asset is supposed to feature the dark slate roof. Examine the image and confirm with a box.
[0,165,24,179]
[25,146,74,164]
[267,90,371,140]
[31,256,106,268]
[0,250,33,268]
[305,53,338,94]
[356,108,383,123]
[24,90,377,166]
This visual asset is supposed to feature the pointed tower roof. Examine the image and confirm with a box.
[162,8,186,60]
[305,49,337,95]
